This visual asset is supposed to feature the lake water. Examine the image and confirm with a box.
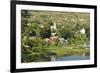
[51,55,90,61]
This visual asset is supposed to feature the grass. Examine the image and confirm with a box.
[47,46,90,57]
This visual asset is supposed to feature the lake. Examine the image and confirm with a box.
[50,55,90,61]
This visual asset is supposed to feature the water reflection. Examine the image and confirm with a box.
[50,55,90,61]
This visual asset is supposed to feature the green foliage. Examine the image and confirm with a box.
[39,23,51,38]
[48,46,90,57]
[21,47,51,62]
[21,37,51,62]
[69,32,88,45]
[21,10,90,62]
[57,26,74,39]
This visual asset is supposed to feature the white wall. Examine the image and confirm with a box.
[0,0,99,73]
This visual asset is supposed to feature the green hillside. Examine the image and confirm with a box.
[21,10,90,62]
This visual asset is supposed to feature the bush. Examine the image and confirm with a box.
[21,37,52,62]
